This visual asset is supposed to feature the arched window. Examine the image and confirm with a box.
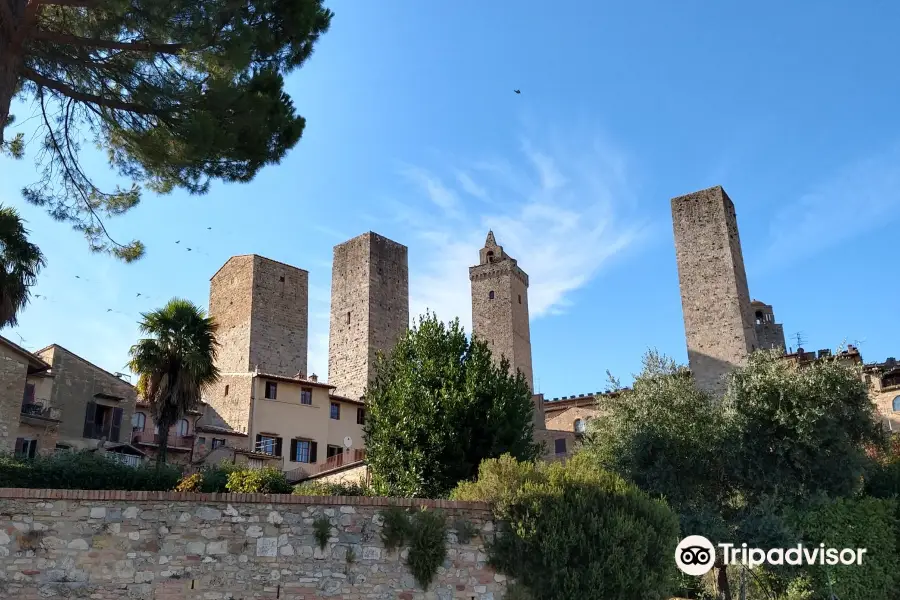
[176,419,189,436]
[754,310,763,324]
[892,395,900,412]
[574,419,585,433]
[488,291,495,300]
[486,250,494,263]
[131,412,146,431]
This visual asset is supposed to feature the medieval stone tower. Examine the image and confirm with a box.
[751,300,786,350]
[672,186,758,395]
[206,254,309,432]
[469,231,534,392]
[328,232,409,401]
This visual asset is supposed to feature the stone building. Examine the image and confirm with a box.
[470,231,534,392]
[0,335,60,456]
[199,253,369,481]
[327,232,409,401]
[752,300,786,350]
[671,186,759,396]
[130,401,204,466]
[862,356,900,432]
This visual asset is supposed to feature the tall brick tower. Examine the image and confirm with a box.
[328,232,409,401]
[672,186,758,396]
[469,231,534,392]
[751,300,786,350]
[206,254,309,432]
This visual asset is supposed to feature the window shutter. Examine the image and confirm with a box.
[309,441,318,464]
[83,401,97,438]
[275,437,283,457]
[255,434,262,452]
[290,439,298,462]
[14,438,25,455]
[110,408,123,442]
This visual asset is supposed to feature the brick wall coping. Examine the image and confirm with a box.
[0,488,491,511]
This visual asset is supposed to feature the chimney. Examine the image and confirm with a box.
[308,373,318,382]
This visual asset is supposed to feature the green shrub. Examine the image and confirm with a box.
[198,463,240,493]
[225,466,292,494]
[381,505,412,552]
[786,496,900,600]
[866,459,900,500]
[0,451,181,490]
[406,508,447,590]
[313,515,331,550]
[458,453,680,600]
[293,478,371,497]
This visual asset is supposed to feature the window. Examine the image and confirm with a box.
[518,294,522,304]
[23,382,35,404]
[574,419,585,434]
[15,438,37,459]
[279,275,285,282]
[211,438,225,449]
[554,438,567,455]
[300,388,313,405]
[197,436,207,447]
[290,439,317,463]
[347,311,351,324]
[488,290,495,300]
[224,385,229,396]
[330,402,340,420]
[131,412,146,431]
[357,407,366,425]
[176,419,189,436]
[893,396,900,412]
[255,434,282,457]
[265,381,277,399]
[327,445,343,459]
[54,443,71,453]
[83,402,123,442]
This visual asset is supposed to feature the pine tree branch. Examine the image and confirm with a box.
[30,30,186,54]
[30,0,98,8]
[22,66,159,114]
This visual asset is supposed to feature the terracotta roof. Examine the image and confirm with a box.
[256,372,335,389]
[329,393,365,406]
[196,424,247,437]
[0,334,51,372]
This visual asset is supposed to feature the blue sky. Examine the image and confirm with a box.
[2,1,899,398]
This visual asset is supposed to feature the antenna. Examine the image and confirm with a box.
[792,331,807,349]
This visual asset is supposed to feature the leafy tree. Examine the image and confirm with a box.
[453,453,681,600]
[583,349,886,600]
[0,0,333,261]
[128,298,219,465]
[363,312,541,498]
[0,205,44,327]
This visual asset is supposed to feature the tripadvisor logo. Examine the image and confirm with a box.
[675,536,868,576]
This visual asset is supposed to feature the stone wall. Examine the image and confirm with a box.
[671,186,758,396]
[0,353,27,453]
[0,489,506,600]
[328,233,409,401]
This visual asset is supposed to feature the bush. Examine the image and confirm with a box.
[407,508,447,590]
[225,466,292,494]
[455,453,681,600]
[786,496,900,600]
[174,473,203,492]
[0,451,181,490]
[293,478,371,497]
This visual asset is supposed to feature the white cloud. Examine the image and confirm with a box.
[760,144,900,270]
[392,128,648,334]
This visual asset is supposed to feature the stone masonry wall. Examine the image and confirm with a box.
[209,256,255,374]
[0,353,27,453]
[248,256,309,378]
[329,233,409,401]
[671,186,758,396]
[0,489,506,600]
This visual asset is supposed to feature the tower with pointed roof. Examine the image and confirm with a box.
[469,231,534,392]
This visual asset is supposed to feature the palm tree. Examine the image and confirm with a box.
[128,298,219,465]
[0,206,45,328]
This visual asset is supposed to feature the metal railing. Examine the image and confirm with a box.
[20,401,58,419]
[318,449,366,473]
[131,431,194,448]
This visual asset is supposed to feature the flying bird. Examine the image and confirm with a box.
[186,248,192,252]
[106,308,112,312]
[207,227,212,230]
[136,293,141,297]
[175,240,180,244]
[514,89,521,94]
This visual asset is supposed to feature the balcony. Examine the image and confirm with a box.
[319,449,366,473]
[20,401,61,423]
[131,430,194,450]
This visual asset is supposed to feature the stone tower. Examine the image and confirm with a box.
[672,186,758,396]
[206,254,309,432]
[751,300,786,351]
[328,232,409,401]
[469,231,534,392]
